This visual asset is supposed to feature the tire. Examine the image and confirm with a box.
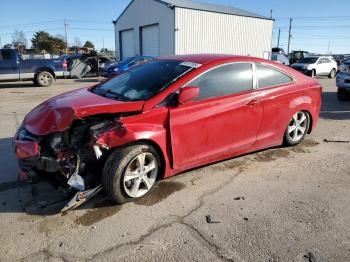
[35,71,54,87]
[283,111,310,146]
[337,88,350,101]
[311,69,316,78]
[328,68,336,79]
[102,143,162,204]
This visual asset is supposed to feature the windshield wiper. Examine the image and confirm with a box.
[102,89,131,101]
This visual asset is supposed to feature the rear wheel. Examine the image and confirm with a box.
[329,68,336,79]
[284,111,310,146]
[337,88,350,101]
[102,143,162,204]
[35,71,53,87]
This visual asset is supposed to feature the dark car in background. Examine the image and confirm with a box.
[336,59,350,100]
[104,56,153,78]
[289,51,310,65]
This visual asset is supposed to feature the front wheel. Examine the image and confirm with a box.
[284,111,310,146]
[102,143,162,204]
[35,71,54,87]
[329,69,336,79]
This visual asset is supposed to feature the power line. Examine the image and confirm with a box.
[69,27,114,31]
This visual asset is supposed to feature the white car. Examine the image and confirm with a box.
[291,56,337,78]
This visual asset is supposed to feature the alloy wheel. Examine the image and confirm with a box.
[122,152,158,198]
[39,73,52,86]
[287,111,308,142]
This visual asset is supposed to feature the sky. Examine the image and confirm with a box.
[0,0,350,54]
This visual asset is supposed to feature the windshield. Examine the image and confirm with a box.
[271,54,278,61]
[92,59,196,101]
[298,57,318,64]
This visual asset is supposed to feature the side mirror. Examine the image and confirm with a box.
[178,86,200,104]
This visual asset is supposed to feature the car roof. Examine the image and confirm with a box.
[157,54,243,64]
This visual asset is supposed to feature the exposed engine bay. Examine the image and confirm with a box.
[16,113,135,211]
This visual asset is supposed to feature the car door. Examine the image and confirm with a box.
[322,58,332,74]
[0,50,19,80]
[169,62,263,169]
[254,63,295,146]
[318,58,329,74]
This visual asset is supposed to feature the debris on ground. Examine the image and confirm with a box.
[243,217,249,221]
[234,196,245,200]
[323,139,349,143]
[61,185,103,212]
[205,215,221,224]
[303,251,316,262]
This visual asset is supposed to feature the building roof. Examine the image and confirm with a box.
[157,0,271,20]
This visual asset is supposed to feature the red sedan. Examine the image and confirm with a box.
[14,54,322,206]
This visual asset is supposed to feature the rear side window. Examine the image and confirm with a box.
[189,63,253,101]
[0,50,12,61]
[257,64,293,88]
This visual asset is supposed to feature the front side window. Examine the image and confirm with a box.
[257,64,293,88]
[188,63,253,101]
[322,58,331,63]
[92,59,195,101]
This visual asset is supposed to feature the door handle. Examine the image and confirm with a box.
[246,99,260,106]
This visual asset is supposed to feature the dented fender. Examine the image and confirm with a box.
[95,123,172,177]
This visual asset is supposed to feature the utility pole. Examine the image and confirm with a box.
[270,9,273,19]
[327,41,331,54]
[64,20,69,54]
[102,37,105,50]
[277,29,281,47]
[287,18,292,54]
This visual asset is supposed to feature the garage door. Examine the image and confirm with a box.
[141,24,160,57]
[120,29,135,60]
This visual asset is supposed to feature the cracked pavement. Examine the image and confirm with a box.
[0,78,349,261]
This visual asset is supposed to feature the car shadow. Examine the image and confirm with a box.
[0,82,36,89]
[320,92,350,120]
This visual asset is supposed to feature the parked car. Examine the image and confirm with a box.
[291,56,337,78]
[0,49,69,87]
[14,54,321,210]
[289,51,310,65]
[272,47,287,55]
[336,60,350,100]
[104,56,153,78]
[271,53,290,65]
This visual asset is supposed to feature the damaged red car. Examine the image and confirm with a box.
[14,54,322,209]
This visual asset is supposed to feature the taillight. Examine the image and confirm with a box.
[63,60,68,70]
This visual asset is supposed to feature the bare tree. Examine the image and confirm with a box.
[12,29,28,52]
[72,37,82,48]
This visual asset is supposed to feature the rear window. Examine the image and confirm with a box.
[0,50,12,61]
[257,64,293,88]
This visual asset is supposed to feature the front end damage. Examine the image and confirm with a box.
[14,114,129,211]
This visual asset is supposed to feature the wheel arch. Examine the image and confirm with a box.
[95,124,170,178]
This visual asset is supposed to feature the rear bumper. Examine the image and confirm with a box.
[55,71,70,77]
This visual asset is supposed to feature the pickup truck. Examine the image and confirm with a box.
[0,49,69,87]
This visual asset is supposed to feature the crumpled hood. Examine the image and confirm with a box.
[23,87,144,135]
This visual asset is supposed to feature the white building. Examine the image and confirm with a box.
[113,0,274,60]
